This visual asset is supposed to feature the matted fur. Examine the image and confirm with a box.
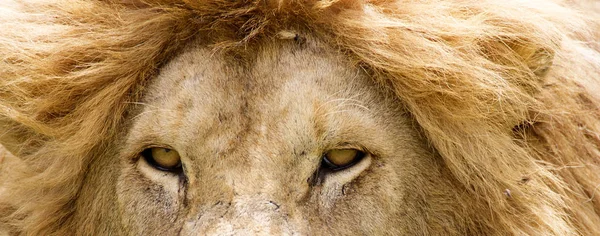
[0,0,599,235]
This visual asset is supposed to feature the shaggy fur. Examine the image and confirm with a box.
[0,0,599,235]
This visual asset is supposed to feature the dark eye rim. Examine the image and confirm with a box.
[141,147,183,173]
[321,149,366,171]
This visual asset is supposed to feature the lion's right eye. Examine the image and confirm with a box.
[141,147,182,172]
[322,149,365,171]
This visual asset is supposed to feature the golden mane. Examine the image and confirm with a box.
[1,0,599,234]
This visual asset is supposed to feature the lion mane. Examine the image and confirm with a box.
[0,0,599,235]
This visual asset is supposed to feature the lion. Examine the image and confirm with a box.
[0,0,599,235]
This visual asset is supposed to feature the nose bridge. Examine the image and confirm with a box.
[181,193,303,235]
[181,155,307,235]
[180,111,310,234]
[226,194,290,231]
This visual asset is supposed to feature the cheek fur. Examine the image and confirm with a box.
[116,164,182,234]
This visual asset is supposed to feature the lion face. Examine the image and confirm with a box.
[2,0,599,234]
[81,39,466,235]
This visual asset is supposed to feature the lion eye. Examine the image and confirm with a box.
[322,149,365,171]
[142,147,182,172]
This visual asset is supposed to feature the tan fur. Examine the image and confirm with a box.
[0,0,599,235]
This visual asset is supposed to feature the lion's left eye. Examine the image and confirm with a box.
[322,149,365,171]
[141,147,182,172]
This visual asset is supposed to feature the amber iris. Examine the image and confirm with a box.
[323,149,365,170]
[142,147,182,172]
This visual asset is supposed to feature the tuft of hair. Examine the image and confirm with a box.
[0,0,599,234]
